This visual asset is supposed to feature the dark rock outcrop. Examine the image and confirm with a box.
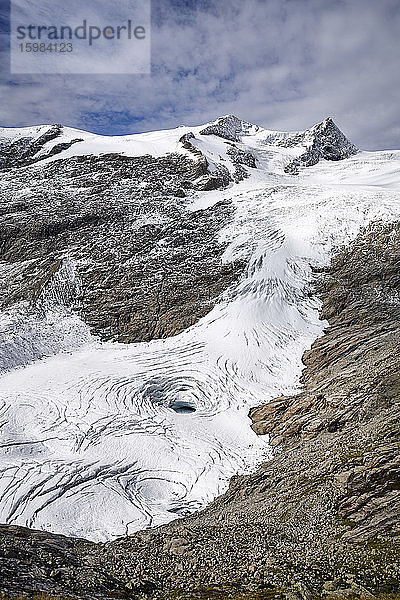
[199,114,253,141]
[179,131,233,189]
[283,117,358,174]
[226,144,257,169]
[0,124,83,170]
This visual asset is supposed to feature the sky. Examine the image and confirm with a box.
[0,0,399,149]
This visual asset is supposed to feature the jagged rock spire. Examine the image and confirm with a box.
[284,116,358,174]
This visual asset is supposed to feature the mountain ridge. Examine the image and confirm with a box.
[0,114,358,174]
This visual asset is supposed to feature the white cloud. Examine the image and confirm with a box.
[0,0,399,149]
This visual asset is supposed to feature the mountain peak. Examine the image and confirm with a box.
[321,115,335,126]
[199,114,255,141]
[282,117,358,174]
[312,115,343,133]
[309,116,358,158]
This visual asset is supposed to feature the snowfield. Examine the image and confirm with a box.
[0,117,399,541]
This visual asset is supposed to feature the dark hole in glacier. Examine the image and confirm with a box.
[170,400,196,413]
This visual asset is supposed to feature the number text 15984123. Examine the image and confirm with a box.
[19,43,73,53]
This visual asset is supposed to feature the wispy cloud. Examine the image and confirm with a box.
[0,0,399,149]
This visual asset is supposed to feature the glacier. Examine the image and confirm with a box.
[0,115,399,541]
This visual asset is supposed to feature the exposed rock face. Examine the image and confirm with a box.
[195,163,232,190]
[199,114,256,141]
[179,131,235,189]
[283,117,358,174]
[1,222,399,599]
[0,150,243,345]
[225,144,257,182]
[226,144,257,168]
[180,129,255,184]
[0,125,83,169]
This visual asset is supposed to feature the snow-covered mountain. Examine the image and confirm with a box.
[0,113,358,172]
[0,115,399,541]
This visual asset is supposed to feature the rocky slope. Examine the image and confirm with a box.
[0,148,242,346]
[0,221,399,600]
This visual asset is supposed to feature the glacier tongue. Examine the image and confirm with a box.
[0,118,400,541]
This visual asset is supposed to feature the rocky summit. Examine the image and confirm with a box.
[0,116,399,599]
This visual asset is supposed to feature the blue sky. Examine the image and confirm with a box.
[0,0,399,149]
